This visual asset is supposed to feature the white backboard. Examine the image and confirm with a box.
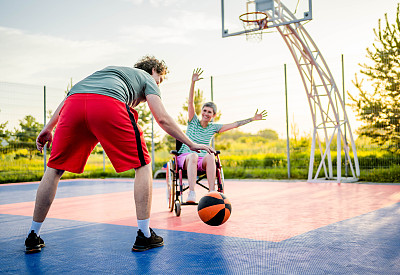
[221,0,312,37]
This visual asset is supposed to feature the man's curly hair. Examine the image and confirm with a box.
[134,55,169,76]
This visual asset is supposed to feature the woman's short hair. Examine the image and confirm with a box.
[134,55,169,75]
[202,102,217,115]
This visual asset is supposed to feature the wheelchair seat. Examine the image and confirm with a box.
[166,140,224,216]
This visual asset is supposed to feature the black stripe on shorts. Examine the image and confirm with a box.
[125,104,146,167]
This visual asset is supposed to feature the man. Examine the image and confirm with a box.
[25,56,215,253]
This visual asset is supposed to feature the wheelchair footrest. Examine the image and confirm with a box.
[181,202,198,205]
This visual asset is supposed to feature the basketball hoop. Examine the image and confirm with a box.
[239,11,268,41]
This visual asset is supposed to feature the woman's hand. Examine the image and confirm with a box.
[253,109,268,121]
[192,68,204,82]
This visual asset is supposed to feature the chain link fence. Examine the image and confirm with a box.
[0,59,398,183]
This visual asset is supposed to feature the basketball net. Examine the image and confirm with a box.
[240,12,268,42]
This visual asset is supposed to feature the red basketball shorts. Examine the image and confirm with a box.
[48,94,151,173]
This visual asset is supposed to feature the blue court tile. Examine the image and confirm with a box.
[1,202,400,275]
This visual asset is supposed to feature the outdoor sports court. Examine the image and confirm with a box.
[1,178,399,274]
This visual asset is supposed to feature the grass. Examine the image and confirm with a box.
[1,144,399,184]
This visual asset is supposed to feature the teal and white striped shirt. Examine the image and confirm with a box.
[178,115,223,157]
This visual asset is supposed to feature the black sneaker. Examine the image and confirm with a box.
[132,228,164,252]
[25,230,45,254]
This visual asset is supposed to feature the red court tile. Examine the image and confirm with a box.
[1,181,399,242]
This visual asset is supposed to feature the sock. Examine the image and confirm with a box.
[29,221,43,236]
[137,218,151,238]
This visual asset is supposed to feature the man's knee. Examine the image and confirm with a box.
[135,163,152,175]
[46,167,65,177]
[54,169,65,177]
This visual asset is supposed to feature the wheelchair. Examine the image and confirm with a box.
[166,140,224,216]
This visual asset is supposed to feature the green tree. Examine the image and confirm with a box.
[216,129,248,141]
[290,121,311,153]
[0,109,8,138]
[65,78,73,96]
[134,103,163,151]
[0,121,9,140]
[215,129,279,151]
[13,115,43,159]
[216,128,278,142]
[349,4,400,153]
[257,129,279,140]
[161,134,177,153]
[0,109,11,154]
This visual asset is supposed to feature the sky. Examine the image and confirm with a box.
[0,0,397,138]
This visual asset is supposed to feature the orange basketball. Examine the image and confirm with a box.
[197,191,232,226]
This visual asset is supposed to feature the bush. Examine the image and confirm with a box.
[1,145,399,183]
[359,165,400,183]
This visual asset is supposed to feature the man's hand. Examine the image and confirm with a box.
[36,129,53,153]
[189,143,215,155]
[192,68,204,82]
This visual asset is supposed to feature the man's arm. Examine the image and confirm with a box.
[188,68,203,122]
[219,109,268,133]
[36,98,66,152]
[146,94,215,154]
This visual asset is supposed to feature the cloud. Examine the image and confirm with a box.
[116,10,219,45]
[149,0,180,7]
[120,0,144,5]
[119,0,179,7]
[0,26,125,85]
[117,25,191,45]
[165,10,220,31]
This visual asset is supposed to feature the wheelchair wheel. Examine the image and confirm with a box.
[166,160,175,212]
[217,167,224,193]
[174,200,181,216]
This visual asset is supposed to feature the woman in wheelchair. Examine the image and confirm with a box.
[178,68,268,203]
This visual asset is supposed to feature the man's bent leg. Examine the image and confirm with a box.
[131,163,163,252]
[26,167,64,253]
[33,167,65,222]
[134,164,153,220]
